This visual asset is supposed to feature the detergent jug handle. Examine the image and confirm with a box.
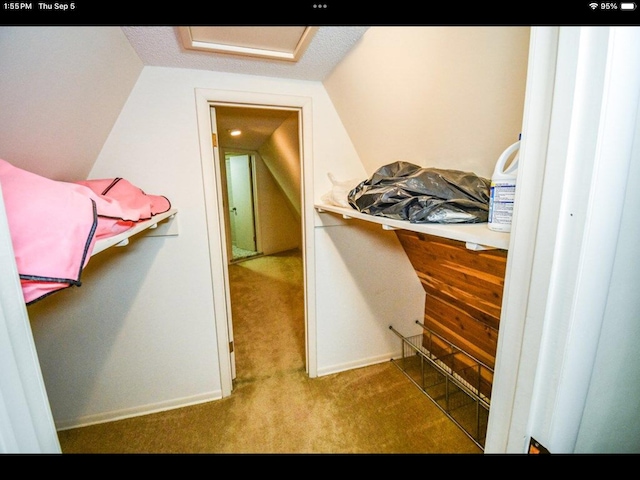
[495,141,520,175]
[505,157,518,175]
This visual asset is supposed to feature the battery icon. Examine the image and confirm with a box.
[621,2,637,9]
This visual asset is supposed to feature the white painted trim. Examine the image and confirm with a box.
[487,25,640,454]
[542,26,640,453]
[299,99,317,377]
[54,389,222,431]
[0,181,61,453]
[196,93,233,397]
[316,353,397,377]
[194,89,316,399]
[485,26,560,454]
[210,106,237,385]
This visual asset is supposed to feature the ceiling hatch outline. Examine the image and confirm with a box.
[178,26,319,62]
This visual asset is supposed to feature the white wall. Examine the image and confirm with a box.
[258,112,302,216]
[314,216,425,375]
[7,26,530,431]
[323,26,530,179]
[0,27,142,181]
[255,111,303,254]
[26,65,422,428]
[254,152,302,255]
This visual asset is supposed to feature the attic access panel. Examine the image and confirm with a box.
[178,26,318,62]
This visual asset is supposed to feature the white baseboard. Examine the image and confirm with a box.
[55,390,223,431]
[315,351,401,377]
[56,352,405,431]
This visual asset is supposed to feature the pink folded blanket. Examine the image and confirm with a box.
[0,159,171,304]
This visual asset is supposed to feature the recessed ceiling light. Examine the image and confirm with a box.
[229,129,242,136]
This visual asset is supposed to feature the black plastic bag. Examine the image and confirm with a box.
[347,161,491,224]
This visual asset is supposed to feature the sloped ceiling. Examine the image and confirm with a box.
[122,26,369,82]
[215,106,296,152]
[122,26,369,151]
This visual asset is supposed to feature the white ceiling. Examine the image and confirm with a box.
[214,106,298,152]
[121,26,369,151]
[122,26,368,81]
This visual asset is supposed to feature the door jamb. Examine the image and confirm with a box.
[195,89,315,398]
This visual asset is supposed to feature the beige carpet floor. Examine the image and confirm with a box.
[56,249,482,454]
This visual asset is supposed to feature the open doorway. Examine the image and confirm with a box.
[211,103,306,388]
[225,152,260,262]
[196,89,316,397]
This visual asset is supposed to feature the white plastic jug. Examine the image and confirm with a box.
[488,140,519,232]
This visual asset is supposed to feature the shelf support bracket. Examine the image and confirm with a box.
[115,238,130,248]
[465,242,496,251]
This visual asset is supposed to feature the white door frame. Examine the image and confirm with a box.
[486,26,640,453]
[0,180,61,453]
[195,89,315,397]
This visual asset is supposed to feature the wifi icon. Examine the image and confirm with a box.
[589,2,599,8]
